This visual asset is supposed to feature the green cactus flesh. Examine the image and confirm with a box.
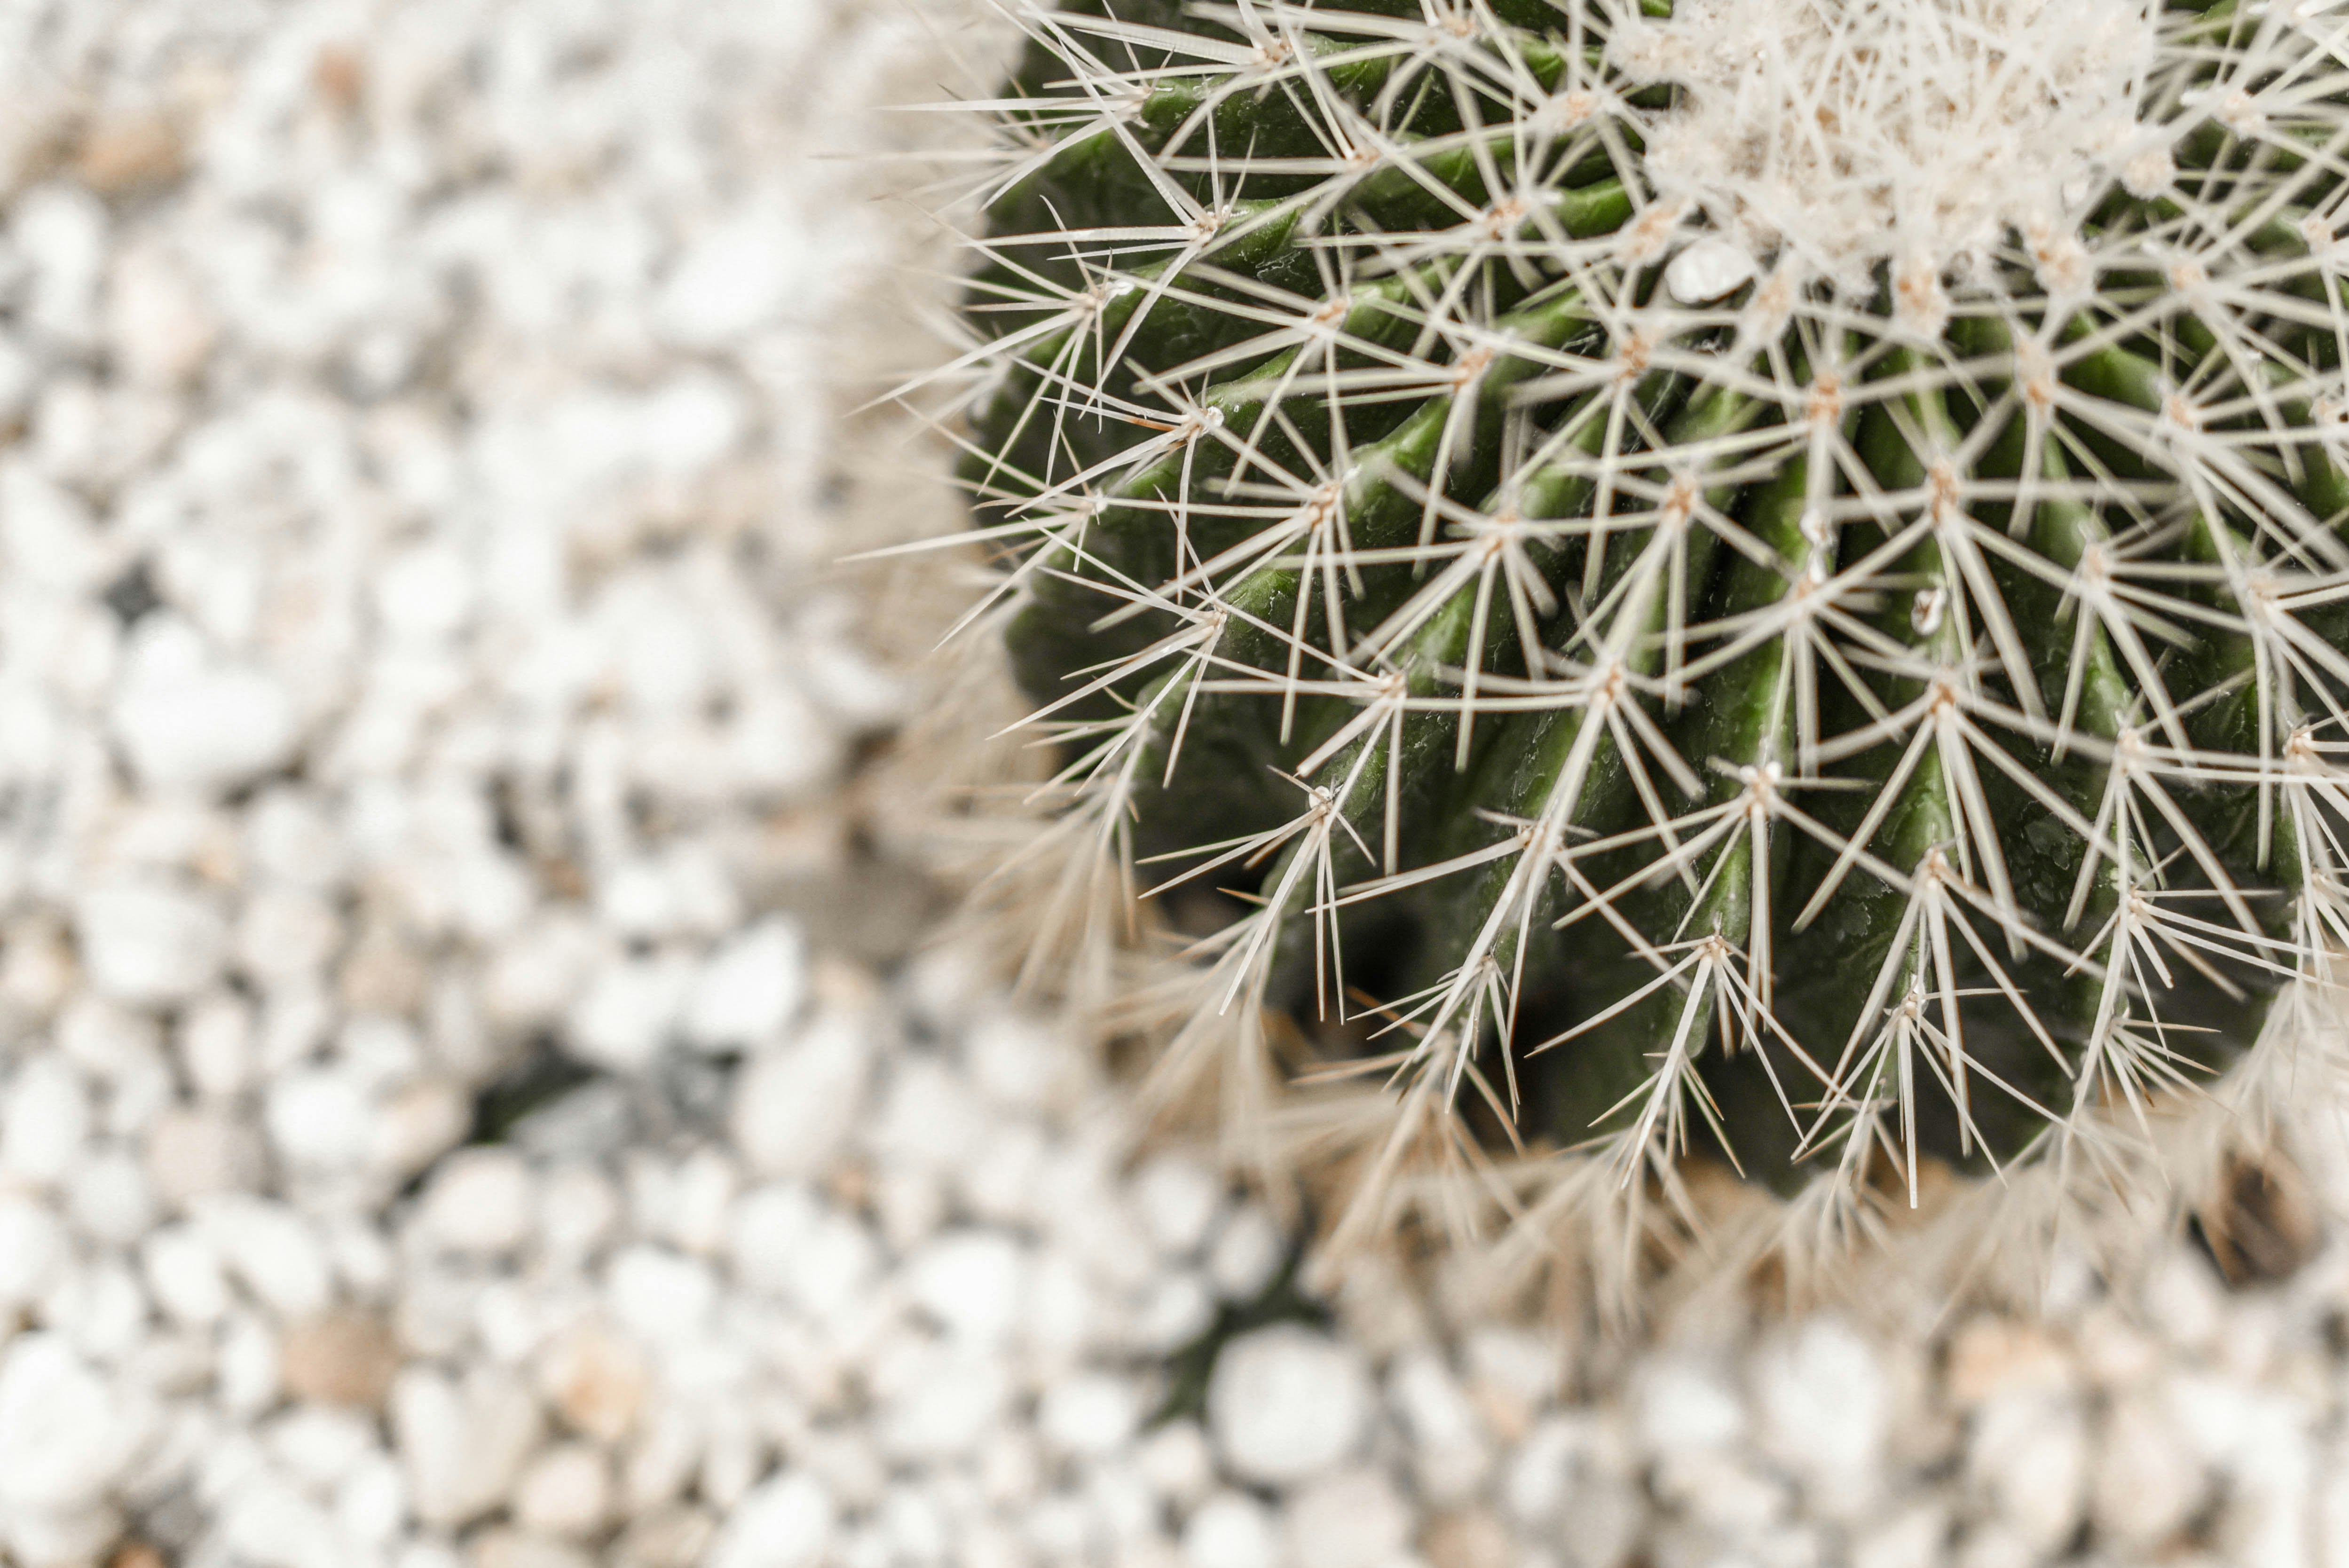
[954,0,2349,1203]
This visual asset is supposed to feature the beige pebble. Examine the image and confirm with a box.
[145,1106,263,1208]
[280,1309,400,1408]
[0,918,77,1016]
[313,47,364,113]
[339,926,427,1015]
[2074,1305,2160,1390]
[1421,1508,1515,1568]
[1944,1316,2073,1408]
[75,116,183,195]
[469,1529,592,1568]
[615,1505,716,1568]
[372,1079,470,1182]
[540,1320,648,1443]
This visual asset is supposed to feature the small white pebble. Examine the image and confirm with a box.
[1463,1324,1561,1432]
[1038,1371,1143,1460]
[684,916,808,1052]
[263,1065,373,1173]
[176,993,256,1098]
[565,952,695,1074]
[109,616,296,796]
[49,1260,147,1363]
[1018,1489,1089,1560]
[210,1197,334,1321]
[606,1245,718,1345]
[0,1194,66,1308]
[0,1334,146,1522]
[1654,1447,1790,1534]
[1851,1501,1949,1568]
[2091,1389,2205,1549]
[236,889,343,985]
[336,1454,408,1547]
[74,876,226,1006]
[1131,1155,1223,1262]
[1755,1316,1888,1518]
[769,1205,879,1324]
[1281,1467,1413,1568]
[1636,1358,1747,1456]
[216,1312,284,1415]
[141,1223,229,1326]
[728,1181,817,1289]
[730,1011,871,1178]
[623,1407,705,1515]
[976,1427,1043,1509]
[541,1165,623,1262]
[1389,1348,1494,1505]
[876,1351,1012,1463]
[1206,1201,1285,1304]
[392,1366,544,1529]
[960,1118,1047,1226]
[1024,1249,1105,1365]
[394,1545,465,1568]
[13,183,107,347]
[1132,1271,1218,1355]
[706,1470,837,1568]
[1665,234,1758,303]
[54,1000,160,1078]
[882,1484,957,1563]
[514,1442,612,1540]
[655,212,805,349]
[867,1055,986,1180]
[265,1405,377,1488]
[962,1009,1073,1111]
[1967,1392,2088,1556]
[65,1150,156,1245]
[219,1473,339,1568]
[417,1146,538,1257]
[1182,1490,1279,1568]
[1135,1420,1215,1508]
[0,1056,89,1184]
[244,789,347,890]
[374,542,475,644]
[1207,1325,1372,1486]
[905,1229,1026,1345]
[2143,1247,2227,1354]
[645,1147,738,1256]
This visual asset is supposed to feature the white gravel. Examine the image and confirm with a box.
[1,3,2348,1568]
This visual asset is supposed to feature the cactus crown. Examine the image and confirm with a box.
[928,0,2349,1285]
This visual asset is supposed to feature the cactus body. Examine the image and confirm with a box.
[944,0,2349,1270]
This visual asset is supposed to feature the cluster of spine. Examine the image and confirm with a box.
[913,0,2349,1290]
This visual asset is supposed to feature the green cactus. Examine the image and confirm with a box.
[934,0,2349,1273]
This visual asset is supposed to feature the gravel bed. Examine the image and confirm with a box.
[1,3,2349,1568]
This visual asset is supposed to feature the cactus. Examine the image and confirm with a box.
[929,0,2349,1286]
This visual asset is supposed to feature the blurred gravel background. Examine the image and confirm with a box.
[3,4,2349,1568]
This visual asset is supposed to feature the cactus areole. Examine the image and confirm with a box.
[952,0,2349,1237]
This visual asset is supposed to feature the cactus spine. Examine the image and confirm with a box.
[930,0,2349,1287]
